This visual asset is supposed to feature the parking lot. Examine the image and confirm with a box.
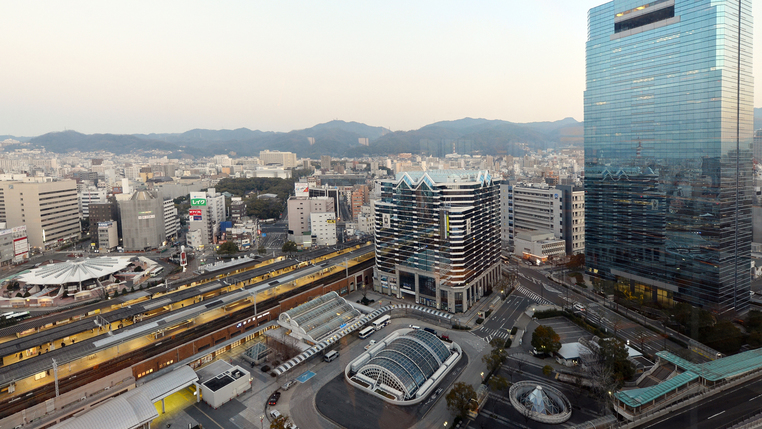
[535,316,593,343]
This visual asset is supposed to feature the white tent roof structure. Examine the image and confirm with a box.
[17,257,132,286]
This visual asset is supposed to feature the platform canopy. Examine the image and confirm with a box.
[17,257,132,286]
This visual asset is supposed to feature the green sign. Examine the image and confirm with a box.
[191,198,207,206]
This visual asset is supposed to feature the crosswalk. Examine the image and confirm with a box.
[474,326,511,343]
[515,284,554,306]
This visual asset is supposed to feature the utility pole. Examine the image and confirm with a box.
[52,358,59,397]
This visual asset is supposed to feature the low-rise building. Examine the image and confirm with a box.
[0,226,28,267]
[513,231,565,263]
[97,221,119,252]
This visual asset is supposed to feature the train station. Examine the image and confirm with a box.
[0,243,375,428]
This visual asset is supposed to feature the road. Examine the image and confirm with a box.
[471,295,529,343]
[512,264,672,358]
[642,378,762,429]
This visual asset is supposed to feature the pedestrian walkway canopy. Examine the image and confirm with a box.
[50,365,199,429]
[656,348,762,382]
[278,291,361,343]
[615,371,699,408]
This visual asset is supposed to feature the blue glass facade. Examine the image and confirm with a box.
[585,0,753,314]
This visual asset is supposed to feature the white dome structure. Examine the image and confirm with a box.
[17,257,132,288]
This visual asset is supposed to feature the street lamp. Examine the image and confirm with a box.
[480,372,484,381]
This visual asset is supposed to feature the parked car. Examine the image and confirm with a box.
[408,325,421,330]
[268,391,281,406]
[364,340,377,350]
[270,409,282,419]
[282,380,297,391]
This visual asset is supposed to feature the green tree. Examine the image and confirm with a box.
[258,244,267,255]
[482,337,508,373]
[701,320,744,355]
[217,241,239,255]
[282,241,298,255]
[543,365,554,377]
[445,382,477,419]
[598,338,635,382]
[566,253,585,270]
[488,375,509,392]
[270,414,292,429]
[531,325,561,353]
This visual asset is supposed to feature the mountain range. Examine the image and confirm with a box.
[3,118,584,158]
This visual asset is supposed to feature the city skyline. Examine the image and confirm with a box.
[5,0,761,137]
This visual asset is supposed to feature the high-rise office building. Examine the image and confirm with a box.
[585,0,753,314]
[374,170,501,313]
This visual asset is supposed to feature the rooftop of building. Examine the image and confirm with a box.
[397,169,491,184]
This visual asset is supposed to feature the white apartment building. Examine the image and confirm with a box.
[310,212,337,246]
[78,185,107,218]
[163,198,180,240]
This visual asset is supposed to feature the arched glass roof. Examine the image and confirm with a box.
[357,329,451,399]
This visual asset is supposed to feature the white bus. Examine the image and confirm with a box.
[358,326,375,339]
[150,267,165,277]
[372,315,391,331]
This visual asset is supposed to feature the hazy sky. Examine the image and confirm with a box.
[1,1,761,136]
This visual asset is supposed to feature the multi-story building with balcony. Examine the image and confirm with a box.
[374,170,501,313]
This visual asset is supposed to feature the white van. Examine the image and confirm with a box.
[324,350,339,362]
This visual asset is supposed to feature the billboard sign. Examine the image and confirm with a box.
[13,238,28,256]
[295,182,309,196]
[192,216,203,221]
[138,214,155,220]
[189,209,202,216]
[190,192,207,206]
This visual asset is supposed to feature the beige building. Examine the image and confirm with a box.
[287,196,334,247]
[259,150,297,168]
[0,180,80,249]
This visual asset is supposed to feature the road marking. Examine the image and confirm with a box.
[749,394,762,402]
[708,411,726,419]
[192,404,226,429]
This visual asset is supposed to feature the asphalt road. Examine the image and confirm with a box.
[471,295,529,343]
[642,378,762,429]
[514,265,676,358]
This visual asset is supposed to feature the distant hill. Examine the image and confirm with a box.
[17,117,582,157]
[29,131,180,154]
[349,117,583,157]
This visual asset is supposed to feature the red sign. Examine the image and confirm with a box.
[180,251,187,266]
[189,209,202,216]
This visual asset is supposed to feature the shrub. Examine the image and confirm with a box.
[485,310,493,318]
[510,326,518,335]
[505,338,512,348]
[475,318,484,325]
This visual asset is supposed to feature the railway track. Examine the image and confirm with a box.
[0,258,373,419]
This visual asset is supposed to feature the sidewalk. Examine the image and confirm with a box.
[351,288,499,328]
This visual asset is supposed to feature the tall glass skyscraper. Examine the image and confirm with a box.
[585,0,753,314]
